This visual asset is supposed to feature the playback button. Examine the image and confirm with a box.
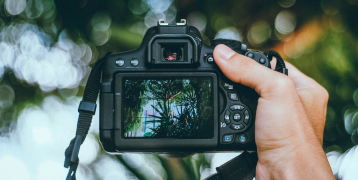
[223,134,234,143]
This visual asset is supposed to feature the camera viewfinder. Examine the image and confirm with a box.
[163,46,183,61]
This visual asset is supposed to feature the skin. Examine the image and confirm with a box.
[213,44,335,180]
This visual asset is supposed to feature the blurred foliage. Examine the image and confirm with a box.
[1,0,358,179]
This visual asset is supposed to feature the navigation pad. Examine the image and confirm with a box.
[221,81,252,144]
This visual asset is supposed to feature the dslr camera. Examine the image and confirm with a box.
[99,19,271,153]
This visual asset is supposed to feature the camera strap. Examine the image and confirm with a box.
[64,52,112,180]
[204,151,258,180]
[264,50,288,75]
[63,45,287,180]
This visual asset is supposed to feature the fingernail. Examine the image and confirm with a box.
[218,45,236,60]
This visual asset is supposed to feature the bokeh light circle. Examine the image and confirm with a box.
[352,128,358,145]
[0,66,4,81]
[33,125,53,144]
[128,0,149,15]
[147,0,173,13]
[42,0,55,12]
[321,0,341,15]
[130,21,148,35]
[95,155,134,180]
[5,0,26,15]
[145,11,166,28]
[215,27,242,41]
[78,135,99,165]
[0,42,16,69]
[25,0,44,19]
[36,161,68,180]
[42,4,57,23]
[0,156,30,180]
[165,4,177,23]
[247,21,271,47]
[91,28,111,46]
[275,10,296,35]
[0,85,15,109]
[353,89,358,107]
[187,11,207,32]
[91,11,112,32]
[90,11,112,46]
[122,154,144,169]
[344,111,358,135]
[144,3,177,28]
[345,110,358,138]
[277,0,296,8]
[42,95,63,115]
[351,113,358,132]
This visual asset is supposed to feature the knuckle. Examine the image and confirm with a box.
[309,82,329,103]
[270,75,295,91]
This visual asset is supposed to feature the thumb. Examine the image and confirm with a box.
[213,44,293,99]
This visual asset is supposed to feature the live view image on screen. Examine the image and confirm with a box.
[122,77,214,139]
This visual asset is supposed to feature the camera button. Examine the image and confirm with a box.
[230,105,244,111]
[233,113,241,121]
[206,55,214,63]
[230,123,244,130]
[224,110,230,124]
[223,83,234,90]
[247,53,254,58]
[244,110,250,124]
[238,134,247,143]
[228,93,239,101]
[223,134,234,143]
[259,58,266,64]
[130,59,139,66]
[115,59,125,67]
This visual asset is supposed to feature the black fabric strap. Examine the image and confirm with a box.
[204,151,258,180]
[78,101,97,115]
[64,52,112,180]
[264,50,288,75]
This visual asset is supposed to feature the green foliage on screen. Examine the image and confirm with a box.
[123,78,214,139]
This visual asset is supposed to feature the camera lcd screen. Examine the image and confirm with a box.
[122,77,214,139]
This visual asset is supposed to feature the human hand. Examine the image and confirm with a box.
[281,61,328,145]
[213,44,334,180]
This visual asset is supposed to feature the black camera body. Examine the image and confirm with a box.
[99,20,271,153]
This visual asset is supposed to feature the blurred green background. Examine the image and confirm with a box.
[1,0,358,179]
